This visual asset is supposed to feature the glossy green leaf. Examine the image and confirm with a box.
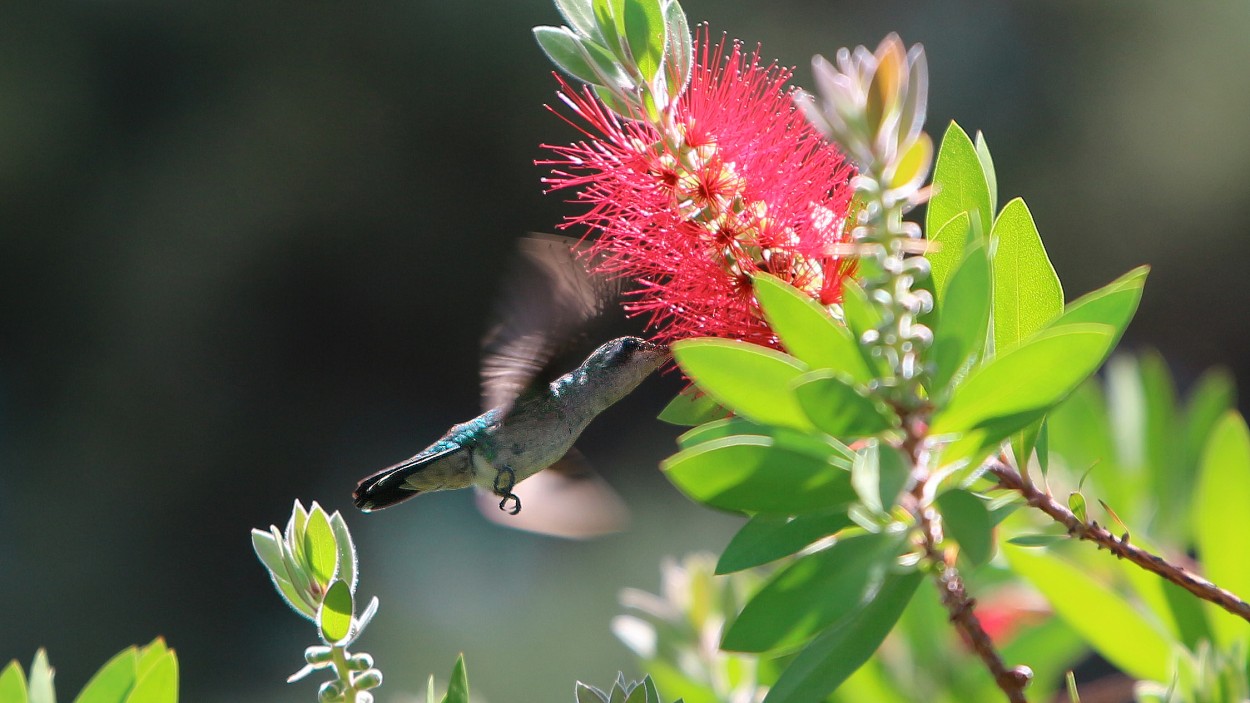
[723,532,902,652]
[123,650,176,703]
[1049,266,1148,346]
[658,386,727,427]
[318,580,354,644]
[930,240,990,396]
[1004,545,1173,681]
[663,435,855,514]
[621,0,665,82]
[716,510,853,574]
[676,417,852,464]
[991,198,1063,353]
[926,212,971,303]
[303,504,338,589]
[134,640,165,680]
[443,655,469,703]
[1137,351,1190,540]
[974,131,997,214]
[932,325,1115,442]
[74,647,139,703]
[754,273,872,382]
[793,371,897,438]
[1068,492,1087,523]
[1011,419,1044,480]
[762,571,922,703]
[29,649,54,703]
[851,441,910,515]
[926,122,992,294]
[935,489,993,567]
[1194,411,1250,647]
[555,0,600,39]
[672,339,812,430]
[0,661,28,703]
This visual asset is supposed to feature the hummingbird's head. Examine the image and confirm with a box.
[576,336,670,410]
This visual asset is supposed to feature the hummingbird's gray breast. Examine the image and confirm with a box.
[470,392,586,490]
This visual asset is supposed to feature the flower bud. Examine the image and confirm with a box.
[318,680,346,702]
[353,669,384,690]
[304,646,334,665]
[348,653,374,671]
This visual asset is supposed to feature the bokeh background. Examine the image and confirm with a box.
[2,1,1249,700]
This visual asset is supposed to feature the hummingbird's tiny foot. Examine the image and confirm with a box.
[493,465,522,515]
[499,492,521,515]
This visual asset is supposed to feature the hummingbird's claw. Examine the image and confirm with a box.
[494,465,522,515]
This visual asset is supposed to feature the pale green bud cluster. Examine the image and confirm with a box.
[576,673,680,703]
[253,501,382,702]
[534,0,693,122]
[800,35,934,407]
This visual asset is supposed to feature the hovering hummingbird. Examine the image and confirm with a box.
[352,234,669,538]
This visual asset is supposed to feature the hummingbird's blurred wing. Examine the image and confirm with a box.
[474,448,630,539]
[480,233,620,416]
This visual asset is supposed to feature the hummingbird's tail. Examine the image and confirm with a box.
[353,445,467,512]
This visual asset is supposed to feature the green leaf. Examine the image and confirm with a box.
[328,512,357,594]
[762,571,922,703]
[250,529,291,584]
[926,212,971,303]
[29,649,54,703]
[935,489,993,567]
[134,640,165,681]
[851,441,910,515]
[303,504,339,590]
[1050,266,1148,344]
[1184,367,1235,475]
[1194,411,1250,647]
[661,0,692,99]
[838,280,882,349]
[676,417,851,461]
[1004,545,1173,681]
[663,435,855,514]
[930,240,991,396]
[926,122,992,293]
[1006,534,1066,547]
[932,325,1115,442]
[716,510,853,574]
[443,655,469,703]
[122,650,176,703]
[672,339,812,430]
[534,27,608,86]
[621,0,665,82]
[0,660,28,703]
[555,0,601,40]
[74,647,139,703]
[658,386,727,427]
[991,198,1063,353]
[793,371,898,438]
[753,273,872,383]
[318,580,354,644]
[1068,491,1087,523]
[723,532,903,652]
[975,131,998,214]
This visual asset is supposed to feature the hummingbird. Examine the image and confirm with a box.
[352,234,669,538]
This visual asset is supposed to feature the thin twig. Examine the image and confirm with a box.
[906,429,1031,703]
[988,458,1250,624]
[914,492,1032,703]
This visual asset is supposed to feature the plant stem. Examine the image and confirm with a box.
[905,428,1031,703]
[988,458,1250,624]
[330,645,359,703]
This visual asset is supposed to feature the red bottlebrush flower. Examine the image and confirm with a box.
[542,30,857,347]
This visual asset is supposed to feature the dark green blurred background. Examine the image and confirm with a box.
[2,1,1249,700]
